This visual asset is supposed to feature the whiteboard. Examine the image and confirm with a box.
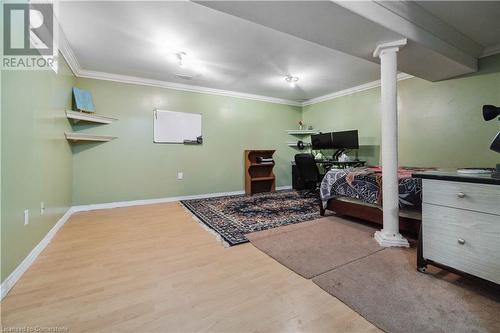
[153,109,202,143]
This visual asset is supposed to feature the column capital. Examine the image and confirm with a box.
[373,38,407,58]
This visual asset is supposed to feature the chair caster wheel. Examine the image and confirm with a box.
[417,266,426,273]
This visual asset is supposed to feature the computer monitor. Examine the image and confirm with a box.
[311,133,333,149]
[332,130,359,149]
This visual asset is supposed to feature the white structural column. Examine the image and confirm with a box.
[373,39,409,248]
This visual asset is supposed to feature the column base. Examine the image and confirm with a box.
[374,230,409,248]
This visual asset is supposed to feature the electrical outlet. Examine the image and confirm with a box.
[177,172,183,180]
[40,202,45,215]
[24,209,29,225]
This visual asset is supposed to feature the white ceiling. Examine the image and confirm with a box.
[198,1,492,80]
[416,1,500,49]
[59,1,381,103]
[58,1,500,104]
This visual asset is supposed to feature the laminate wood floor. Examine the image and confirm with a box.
[1,202,379,332]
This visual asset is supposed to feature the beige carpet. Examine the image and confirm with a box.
[313,248,500,333]
[246,216,383,278]
[248,217,500,333]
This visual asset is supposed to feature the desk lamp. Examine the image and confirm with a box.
[483,105,500,178]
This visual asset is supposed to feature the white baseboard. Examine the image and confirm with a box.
[0,185,293,300]
[72,191,242,212]
[0,207,75,300]
[73,186,292,212]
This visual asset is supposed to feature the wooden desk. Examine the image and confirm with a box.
[315,160,366,170]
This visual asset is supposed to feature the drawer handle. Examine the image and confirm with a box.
[457,238,466,245]
[457,192,466,198]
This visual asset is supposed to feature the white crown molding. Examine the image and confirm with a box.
[53,5,82,76]
[56,26,417,109]
[0,185,292,300]
[302,73,413,106]
[480,44,500,58]
[58,30,82,76]
[56,27,417,109]
[56,31,301,107]
[77,69,302,107]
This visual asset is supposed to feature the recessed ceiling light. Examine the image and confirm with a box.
[285,75,299,87]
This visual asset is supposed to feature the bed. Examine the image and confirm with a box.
[320,166,428,235]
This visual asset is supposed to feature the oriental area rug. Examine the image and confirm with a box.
[181,190,320,245]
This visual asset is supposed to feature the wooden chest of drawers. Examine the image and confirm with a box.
[413,172,500,285]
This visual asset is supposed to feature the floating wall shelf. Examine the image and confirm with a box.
[285,129,319,135]
[65,132,117,143]
[287,141,312,148]
[251,176,275,182]
[66,110,118,124]
[250,163,275,167]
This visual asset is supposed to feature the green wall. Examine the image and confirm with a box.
[1,57,75,282]
[72,78,302,205]
[303,54,500,168]
[2,51,499,284]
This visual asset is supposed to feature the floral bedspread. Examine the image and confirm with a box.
[320,167,428,209]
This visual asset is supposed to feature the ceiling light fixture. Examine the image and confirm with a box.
[170,51,206,74]
[176,52,187,67]
[285,75,299,88]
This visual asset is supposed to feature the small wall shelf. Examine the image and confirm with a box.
[285,129,319,135]
[286,129,317,151]
[287,141,311,148]
[251,176,275,182]
[65,132,117,143]
[66,110,118,124]
[250,163,275,167]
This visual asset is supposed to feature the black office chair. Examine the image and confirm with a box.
[294,153,325,216]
